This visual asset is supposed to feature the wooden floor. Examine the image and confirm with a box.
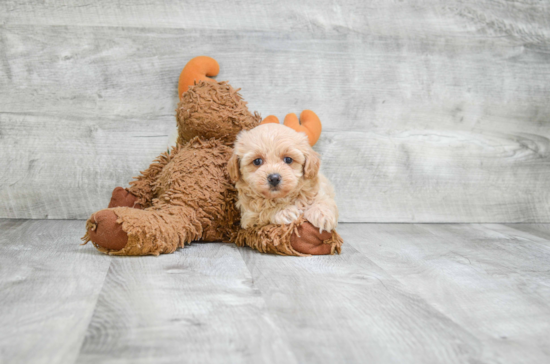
[1,220,549,364]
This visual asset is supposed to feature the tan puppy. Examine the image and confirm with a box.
[228,123,338,232]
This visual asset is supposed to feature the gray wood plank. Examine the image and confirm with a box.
[1,21,550,221]
[319,130,550,222]
[1,0,549,42]
[75,242,297,364]
[2,24,550,135]
[0,113,173,219]
[237,238,485,364]
[0,219,112,364]
[344,223,550,364]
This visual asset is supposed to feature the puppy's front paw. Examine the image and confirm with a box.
[271,206,302,225]
[304,205,337,233]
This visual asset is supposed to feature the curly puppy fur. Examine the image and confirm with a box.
[228,123,338,233]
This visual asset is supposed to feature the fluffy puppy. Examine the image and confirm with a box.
[228,123,338,232]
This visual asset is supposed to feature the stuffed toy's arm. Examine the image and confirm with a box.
[233,217,343,256]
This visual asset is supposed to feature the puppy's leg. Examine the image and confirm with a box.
[304,201,338,233]
[271,205,302,225]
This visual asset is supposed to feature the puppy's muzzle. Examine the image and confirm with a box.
[267,173,281,187]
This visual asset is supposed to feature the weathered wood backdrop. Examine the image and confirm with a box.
[1,1,549,222]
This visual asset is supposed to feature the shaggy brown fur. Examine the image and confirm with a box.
[82,78,343,256]
[83,81,254,253]
[177,81,260,145]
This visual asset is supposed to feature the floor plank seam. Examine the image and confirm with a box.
[72,256,113,364]
[236,247,302,364]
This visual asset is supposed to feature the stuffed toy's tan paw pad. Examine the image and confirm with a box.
[108,187,142,209]
[86,210,128,251]
[290,222,333,255]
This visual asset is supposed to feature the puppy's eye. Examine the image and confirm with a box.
[283,157,293,164]
[253,158,263,166]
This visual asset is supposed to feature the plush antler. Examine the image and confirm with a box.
[283,110,322,146]
[260,115,280,125]
[178,56,220,100]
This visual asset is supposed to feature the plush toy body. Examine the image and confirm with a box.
[82,57,343,256]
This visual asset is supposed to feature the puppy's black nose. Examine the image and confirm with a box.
[267,173,281,187]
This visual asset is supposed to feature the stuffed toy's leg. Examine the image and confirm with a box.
[83,209,341,256]
[82,205,202,256]
[234,217,343,257]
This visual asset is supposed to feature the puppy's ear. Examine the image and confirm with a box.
[228,153,241,183]
[303,149,320,179]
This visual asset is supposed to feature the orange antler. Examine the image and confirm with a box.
[283,110,322,146]
[260,115,280,125]
[178,56,220,99]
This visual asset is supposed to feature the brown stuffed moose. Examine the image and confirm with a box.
[82,56,343,256]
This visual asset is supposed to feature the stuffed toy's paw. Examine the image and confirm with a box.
[84,210,128,251]
[290,221,335,255]
[108,187,142,209]
[235,217,342,256]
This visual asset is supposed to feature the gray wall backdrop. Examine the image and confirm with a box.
[1,0,549,222]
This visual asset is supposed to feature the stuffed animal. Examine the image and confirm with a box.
[82,56,343,256]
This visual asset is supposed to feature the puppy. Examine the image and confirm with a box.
[228,123,338,232]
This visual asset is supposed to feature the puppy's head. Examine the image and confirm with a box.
[228,123,320,199]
